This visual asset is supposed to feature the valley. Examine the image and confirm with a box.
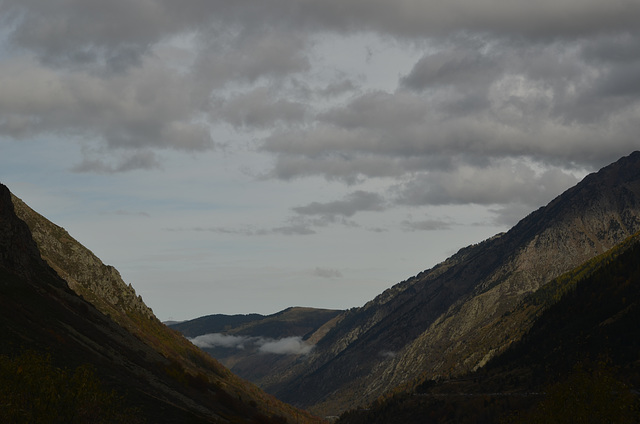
[2,151,640,422]
[171,151,640,418]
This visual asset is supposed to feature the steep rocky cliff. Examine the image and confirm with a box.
[11,195,155,332]
[265,151,640,414]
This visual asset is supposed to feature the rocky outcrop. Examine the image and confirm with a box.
[11,195,155,329]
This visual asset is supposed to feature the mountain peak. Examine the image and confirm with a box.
[0,184,63,286]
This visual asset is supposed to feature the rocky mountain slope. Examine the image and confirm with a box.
[338,230,640,423]
[0,183,321,424]
[251,151,640,415]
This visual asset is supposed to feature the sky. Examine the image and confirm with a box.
[1,0,639,321]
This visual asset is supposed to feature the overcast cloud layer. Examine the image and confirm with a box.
[1,0,638,319]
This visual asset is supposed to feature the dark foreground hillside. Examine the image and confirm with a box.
[0,183,321,424]
[338,232,640,423]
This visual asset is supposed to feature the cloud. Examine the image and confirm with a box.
[212,87,307,129]
[401,46,500,92]
[189,333,251,350]
[71,150,162,173]
[271,222,317,236]
[293,191,386,218]
[4,0,640,64]
[401,219,452,232]
[189,333,314,355]
[2,0,639,208]
[112,210,151,218]
[313,267,343,279]
[393,159,580,208]
[258,336,314,355]
[262,35,640,183]
[0,56,213,156]
[318,79,359,97]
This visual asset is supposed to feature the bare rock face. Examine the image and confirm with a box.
[264,151,640,415]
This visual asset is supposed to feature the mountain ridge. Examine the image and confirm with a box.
[217,151,640,415]
[1,183,322,424]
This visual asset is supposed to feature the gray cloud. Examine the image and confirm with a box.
[401,46,500,92]
[318,79,360,97]
[213,87,307,129]
[258,336,313,355]
[189,333,251,350]
[271,222,317,236]
[0,56,213,154]
[312,267,343,279]
[293,191,386,218]
[261,33,640,194]
[164,219,318,237]
[191,28,311,88]
[71,150,162,174]
[189,333,313,355]
[113,210,151,218]
[393,160,580,208]
[2,0,639,201]
[401,219,452,232]
[6,0,638,70]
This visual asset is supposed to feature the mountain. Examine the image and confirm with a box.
[337,230,640,423]
[231,151,640,415]
[169,307,343,384]
[0,183,321,424]
[171,307,342,340]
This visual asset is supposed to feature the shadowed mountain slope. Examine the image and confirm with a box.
[1,184,321,424]
[337,230,640,423]
[255,151,640,415]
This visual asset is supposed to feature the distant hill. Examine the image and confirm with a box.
[169,307,343,384]
[1,184,322,424]
[187,151,640,416]
[169,313,267,338]
[171,307,342,340]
